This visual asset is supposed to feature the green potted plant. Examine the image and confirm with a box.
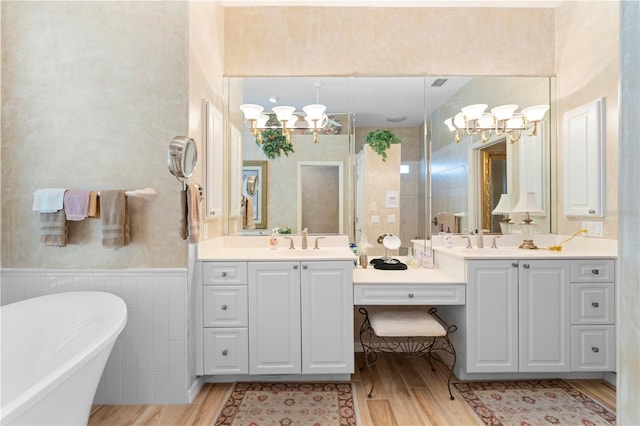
[365,129,402,161]
[259,114,295,159]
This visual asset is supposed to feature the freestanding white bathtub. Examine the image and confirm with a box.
[1,291,127,425]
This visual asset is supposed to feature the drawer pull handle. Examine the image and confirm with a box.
[591,302,599,308]
[303,265,308,270]
[591,269,600,275]
[408,293,414,299]
[293,265,299,270]
[221,304,228,310]
[220,272,227,277]
[222,350,228,356]
[523,264,530,269]
[592,346,599,353]
[512,263,518,268]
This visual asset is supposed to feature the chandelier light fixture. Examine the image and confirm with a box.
[444,104,549,144]
[240,82,329,145]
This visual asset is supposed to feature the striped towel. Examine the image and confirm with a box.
[100,190,130,249]
[186,183,201,244]
[40,209,68,247]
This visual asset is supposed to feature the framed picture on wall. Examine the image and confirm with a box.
[242,160,268,229]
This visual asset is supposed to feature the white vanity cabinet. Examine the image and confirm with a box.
[201,262,249,375]
[570,259,615,371]
[464,257,615,375]
[248,261,354,375]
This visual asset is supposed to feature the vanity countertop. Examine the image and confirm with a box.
[197,235,357,261]
[432,234,617,260]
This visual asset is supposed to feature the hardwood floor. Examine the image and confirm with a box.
[89,353,616,425]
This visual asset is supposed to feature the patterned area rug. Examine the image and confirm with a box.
[453,379,616,425]
[214,382,357,426]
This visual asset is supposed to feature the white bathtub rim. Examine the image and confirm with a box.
[0,291,127,424]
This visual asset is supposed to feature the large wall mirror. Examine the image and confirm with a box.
[224,76,554,253]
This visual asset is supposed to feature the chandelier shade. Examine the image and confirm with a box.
[444,103,549,144]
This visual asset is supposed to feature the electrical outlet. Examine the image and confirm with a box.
[582,221,603,237]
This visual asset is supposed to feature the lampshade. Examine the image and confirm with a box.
[491,104,518,121]
[303,104,327,121]
[240,104,264,120]
[506,114,525,130]
[522,104,550,122]
[272,105,296,122]
[492,194,514,215]
[478,113,495,129]
[256,114,270,128]
[512,192,544,214]
[453,113,466,129]
[444,118,456,132]
[461,104,488,120]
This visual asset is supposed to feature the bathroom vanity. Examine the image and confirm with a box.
[432,234,617,381]
[195,236,356,380]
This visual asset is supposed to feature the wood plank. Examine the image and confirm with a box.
[366,399,398,426]
[88,404,148,425]
[191,383,233,426]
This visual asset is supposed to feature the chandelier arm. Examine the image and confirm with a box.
[509,130,522,144]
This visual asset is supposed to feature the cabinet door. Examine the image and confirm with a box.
[301,261,354,374]
[467,260,519,373]
[519,260,571,372]
[248,262,301,374]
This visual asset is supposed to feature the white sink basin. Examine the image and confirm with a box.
[273,249,343,257]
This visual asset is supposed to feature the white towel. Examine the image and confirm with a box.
[33,188,67,212]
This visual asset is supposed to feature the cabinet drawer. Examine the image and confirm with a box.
[571,284,614,324]
[203,286,248,327]
[571,260,614,282]
[571,325,615,371]
[354,284,465,305]
[203,328,248,374]
[202,262,247,285]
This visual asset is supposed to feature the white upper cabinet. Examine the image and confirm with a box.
[563,98,605,217]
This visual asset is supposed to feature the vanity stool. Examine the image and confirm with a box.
[358,307,457,400]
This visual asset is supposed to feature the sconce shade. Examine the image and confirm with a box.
[506,114,525,130]
[491,104,518,121]
[461,104,488,120]
[492,194,514,215]
[522,104,550,122]
[453,113,466,129]
[303,104,327,121]
[257,114,270,128]
[240,104,264,120]
[272,105,296,122]
[512,192,544,214]
[478,113,494,129]
[444,118,456,131]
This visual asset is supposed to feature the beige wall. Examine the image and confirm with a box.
[189,1,226,240]
[555,1,619,239]
[1,2,189,268]
[225,7,555,77]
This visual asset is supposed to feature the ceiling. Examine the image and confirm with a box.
[241,76,472,128]
[222,0,562,8]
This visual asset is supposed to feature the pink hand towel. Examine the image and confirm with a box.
[64,190,90,221]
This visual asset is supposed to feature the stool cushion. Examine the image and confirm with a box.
[369,310,447,337]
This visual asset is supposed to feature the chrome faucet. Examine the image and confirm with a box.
[302,228,308,249]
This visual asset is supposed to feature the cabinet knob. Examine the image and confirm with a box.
[591,302,599,308]
[220,271,227,277]
[591,269,600,275]
[408,293,414,299]
[523,264,530,269]
[221,304,228,310]
[591,346,600,353]
[303,265,308,270]
[222,349,228,356]
[512,263,518,268]
[293,265,299,270]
